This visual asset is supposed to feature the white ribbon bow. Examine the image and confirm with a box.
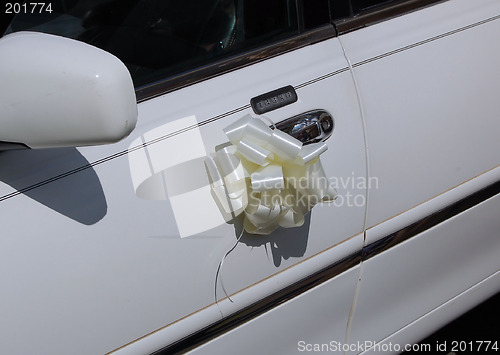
[205,115,337,235]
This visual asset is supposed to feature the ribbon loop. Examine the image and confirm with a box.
[267,129,302,161]
[205,115,337,235]
[251,164,285,192]
[237,139,273,166]
[224,114,272,146]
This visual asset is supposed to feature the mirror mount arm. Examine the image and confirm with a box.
[0,141,30,151]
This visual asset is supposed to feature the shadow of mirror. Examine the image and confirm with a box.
[0,147,107,225]
[233,213,311,267]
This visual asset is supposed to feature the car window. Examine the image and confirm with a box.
[4,0,299,88]
[302,0,332,30]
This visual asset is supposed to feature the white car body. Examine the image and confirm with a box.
[0,0,499,354]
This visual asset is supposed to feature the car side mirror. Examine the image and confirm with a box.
[0,31,137,150]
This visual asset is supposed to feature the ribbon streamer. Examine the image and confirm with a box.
[205,114,337,235]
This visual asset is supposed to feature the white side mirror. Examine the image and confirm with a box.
[0,31,137,149]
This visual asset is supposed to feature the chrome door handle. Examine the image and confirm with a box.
[275,110,334,145]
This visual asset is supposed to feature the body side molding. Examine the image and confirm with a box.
[152,180,500,354]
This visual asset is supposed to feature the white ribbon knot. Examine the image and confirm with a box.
[205,114,337,235]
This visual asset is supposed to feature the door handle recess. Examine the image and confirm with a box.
[275,110,334,145]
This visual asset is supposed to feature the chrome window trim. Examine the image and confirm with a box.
[1,1,447,103]
[135,0,448,102]
[135,24,338,102]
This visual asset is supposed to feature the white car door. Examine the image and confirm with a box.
[337,0,500,351]
[0,1,368,354]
